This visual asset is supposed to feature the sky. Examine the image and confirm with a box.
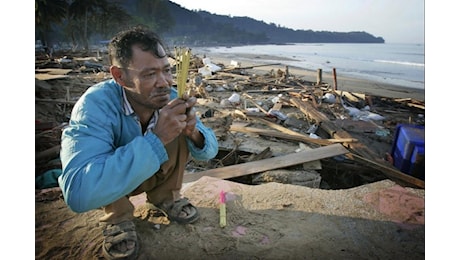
[171,0,425,44]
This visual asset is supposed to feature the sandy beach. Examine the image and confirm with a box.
[191,49,425,101]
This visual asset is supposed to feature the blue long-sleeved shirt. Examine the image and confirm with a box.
[58,79,218,213]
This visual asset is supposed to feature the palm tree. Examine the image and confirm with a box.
[35,0,69,47]
[68,0,110,51]
[135,0,174,34]
[94,3,133,39]
[68,0,136,52]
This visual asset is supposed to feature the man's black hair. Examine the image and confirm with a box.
[108,26,168,67]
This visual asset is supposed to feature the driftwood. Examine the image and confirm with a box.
[244,116,357,146]
[215,71,251,80]
[245,88,301,94]
[290,97,336,135]
[406,103,425,110]
[290,97,381,161]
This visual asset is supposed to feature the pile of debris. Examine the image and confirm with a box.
[35,50,425,191]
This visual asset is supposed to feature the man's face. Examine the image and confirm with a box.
[121,44,174,110]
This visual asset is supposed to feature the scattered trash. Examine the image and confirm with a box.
[306,124,318,134]
[198,57,222,76]
[198,66,212,76]
[215,86,226,92]
[56,56,72,63]
[246,108,260,113]
[220,99,232,106]
[362,112,385,121]
[228,92,240,104]
[343,104,361,117]
[230,60,241,68]
[83,61,103,69]
[341,99,385,121]
[375,128,390,137]
[322,93,336,103]
[193,75,202,86]
[271,94,283,104]
[268,109,288,121]
[205,85,214,92]
[309,133,321,139]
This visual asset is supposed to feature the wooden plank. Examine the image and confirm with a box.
[290,96,382,162]
[36,98,77,105]
[272,102,283,111]
[298,143,322,170]
[252,117,313,140]
[336,90,366,103]
[407,103,425,110]
[218,133,299,156]
[335,119,380,133]
[35,79,53,90]
[35,68,73,75]
[35,74,70,81]
[349,153,424,189]
[230,125,354,146]
[291,97,329,123]
[183,143,349,183]
[290,97,337,135]
[216,71,251,80]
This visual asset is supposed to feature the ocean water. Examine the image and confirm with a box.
[202,43,425,90]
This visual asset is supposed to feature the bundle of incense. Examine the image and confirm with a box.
[175,47,191,98]
[219,190,227,228]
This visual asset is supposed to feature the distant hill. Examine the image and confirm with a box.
[163,1,385,46]
[36,0,384,49]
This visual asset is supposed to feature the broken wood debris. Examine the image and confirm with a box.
[183,143,349,183]
[35,51,425,189]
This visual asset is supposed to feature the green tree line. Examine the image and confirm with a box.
[35,0,172,52]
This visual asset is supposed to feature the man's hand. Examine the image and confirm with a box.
[152,98,188,145]
[182,94,198,137]
[152,94,203,147]
[182,94,204,148]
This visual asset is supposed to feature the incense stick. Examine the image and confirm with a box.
[175,47,191,98]
[219,190,227,228]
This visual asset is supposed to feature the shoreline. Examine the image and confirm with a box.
[191,50,425,101]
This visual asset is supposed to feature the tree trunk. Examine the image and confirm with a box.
[84,7,89,51]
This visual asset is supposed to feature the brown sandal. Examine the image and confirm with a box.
[102,220,139,260]
[158,197,199,224]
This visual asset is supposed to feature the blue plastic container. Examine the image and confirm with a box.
[391,124,425,180]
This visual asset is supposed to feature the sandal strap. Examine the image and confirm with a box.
[169,198,193,216]
[104,230,137,244]
[102,220,138,260]
[158,197,199,224]
[103,220,136,237]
